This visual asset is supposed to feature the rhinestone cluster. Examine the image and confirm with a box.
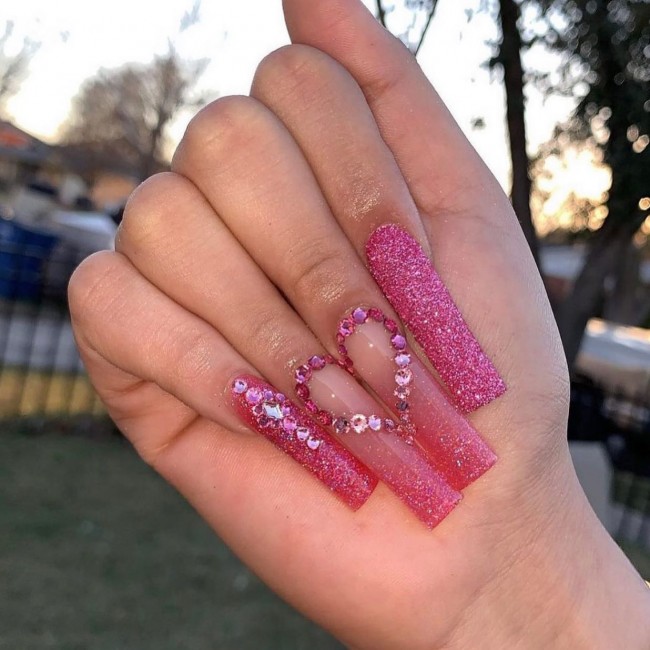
[233,378,322,450]
[294,307,416,442]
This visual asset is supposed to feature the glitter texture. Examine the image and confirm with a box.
[366,224,506,412]
[231,375,377,510]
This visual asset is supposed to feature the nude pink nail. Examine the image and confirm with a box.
[231,375,377,510]
[293,356,461,527]
[366,224,506,412]
[342,311,496,490]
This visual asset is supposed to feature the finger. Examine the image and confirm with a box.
[115,178,461,526]
[168,100,494,488]
[282,0,569,430]
[68,250,377,510]
[249,45,505,413]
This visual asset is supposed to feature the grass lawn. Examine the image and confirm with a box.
[0,427,342,650]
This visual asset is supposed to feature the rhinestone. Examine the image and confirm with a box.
[394,353,411,368]
[352,307,368,324]
[390,334,406,350]
[295,365,312,383]
[324,354,336,364]
[263,402,284,420]
[295,384,310,401]
[245,387,262,404]
[395,368,413,386]
[351,414,368,434]
[368,308,383,321]
[336,333,346,345]
[394,386,411,399]
[252,403,264,416]
[296,427,310,441]
[384,318,398,334]
[333,418,350,435]
[263,389,274,401]
[305,400,318,414]
[396,400,409,412]
[275,393,286,403]
[337,344,348,356]
[317,410,333,426]
[367,415,382,431]
[384,418,396,431]
[338,318,355,337]
[233,379,248,394]
[258,415,271,428]
[308,355,326,370]
[281,405,292,416]
[307,437,321,450]
[282,416,297,432]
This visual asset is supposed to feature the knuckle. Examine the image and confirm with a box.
[68,251,126,324]
[117,172,186,251]
[291,241,348,306]
[169,326,216,387]
[254,44,332,101]
[244,310,296,371]
[178,95,268,162]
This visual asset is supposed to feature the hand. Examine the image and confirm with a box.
[68,0,650,648]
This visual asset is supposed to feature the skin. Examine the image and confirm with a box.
[68,0,650,648]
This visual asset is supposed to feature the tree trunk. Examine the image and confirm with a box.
[603,240,644,325]
[558,218,643,369]
[497,0,539,266]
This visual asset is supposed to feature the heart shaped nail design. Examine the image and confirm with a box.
[294,307,415,442]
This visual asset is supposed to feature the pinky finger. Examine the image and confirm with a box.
[69,250,377,510]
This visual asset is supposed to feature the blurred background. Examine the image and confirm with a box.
[0,0,648,647]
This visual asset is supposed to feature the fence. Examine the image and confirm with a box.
[0,218,103,419]
[1,217,649,548]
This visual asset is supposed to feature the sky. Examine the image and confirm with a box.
[4,0,589,199]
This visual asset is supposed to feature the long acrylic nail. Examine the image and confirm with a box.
[294,357,461,527]
[366,224,506,412]
[341,308,497,490]
[231,375,377,510]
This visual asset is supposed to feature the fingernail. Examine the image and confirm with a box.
[294,356,461,527]
[231,375,377,510]
[340,308,497,490]
[366,224,506,412]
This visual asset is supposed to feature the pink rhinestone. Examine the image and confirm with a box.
[317,410,333,426]
[395,368,413,386]
[394,386,411,399]
[333,418,350,435]
[352,307,368,324]
[263,389,274,401]
[258,415,271,427]
[384,318,398,334]
[337,344,348,356]
[324,354,336,365]
[390,334,407,350]
[367,415,382,431]
[281,405,292,416]
[282,416,297,433]
[295,365,312,383]
[245,387,262,404]
[275,393,286,403]
[338,318,355,337]
[351,414,368,434]
[336,333,346,345]
[296,427,310,442]
[395,353,411,368]
[308,355,326,370]
[305,400,319,414]
[295,384,310,401]
[252,403,264,416]
[233,379,248,394]
[307,438,322,450]
[368,308,383,321]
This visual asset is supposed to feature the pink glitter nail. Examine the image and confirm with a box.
[366,224,506,412]
[231,375,377,510]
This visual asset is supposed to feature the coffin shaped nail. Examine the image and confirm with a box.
[293,357,461,527]
[340,308,497,490]
[366,224,506,412]
[231,375,377,510]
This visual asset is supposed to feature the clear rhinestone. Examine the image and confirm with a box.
[351,414,368,434]
[394,353,411,368]
[263,402,284,420]
[307,437,321,450]
[245,387,262,404]
[333,418,350,435]
[395,368,413,386]
[233,379,248,394]
[296,427,310,442]
[367,415,382,431]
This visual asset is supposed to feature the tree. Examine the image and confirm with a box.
[535,0,650,367]
[61,47,207,182]
[375,1,440,55]
[0,21,39,118]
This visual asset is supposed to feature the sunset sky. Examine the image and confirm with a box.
[4,0,600,209]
